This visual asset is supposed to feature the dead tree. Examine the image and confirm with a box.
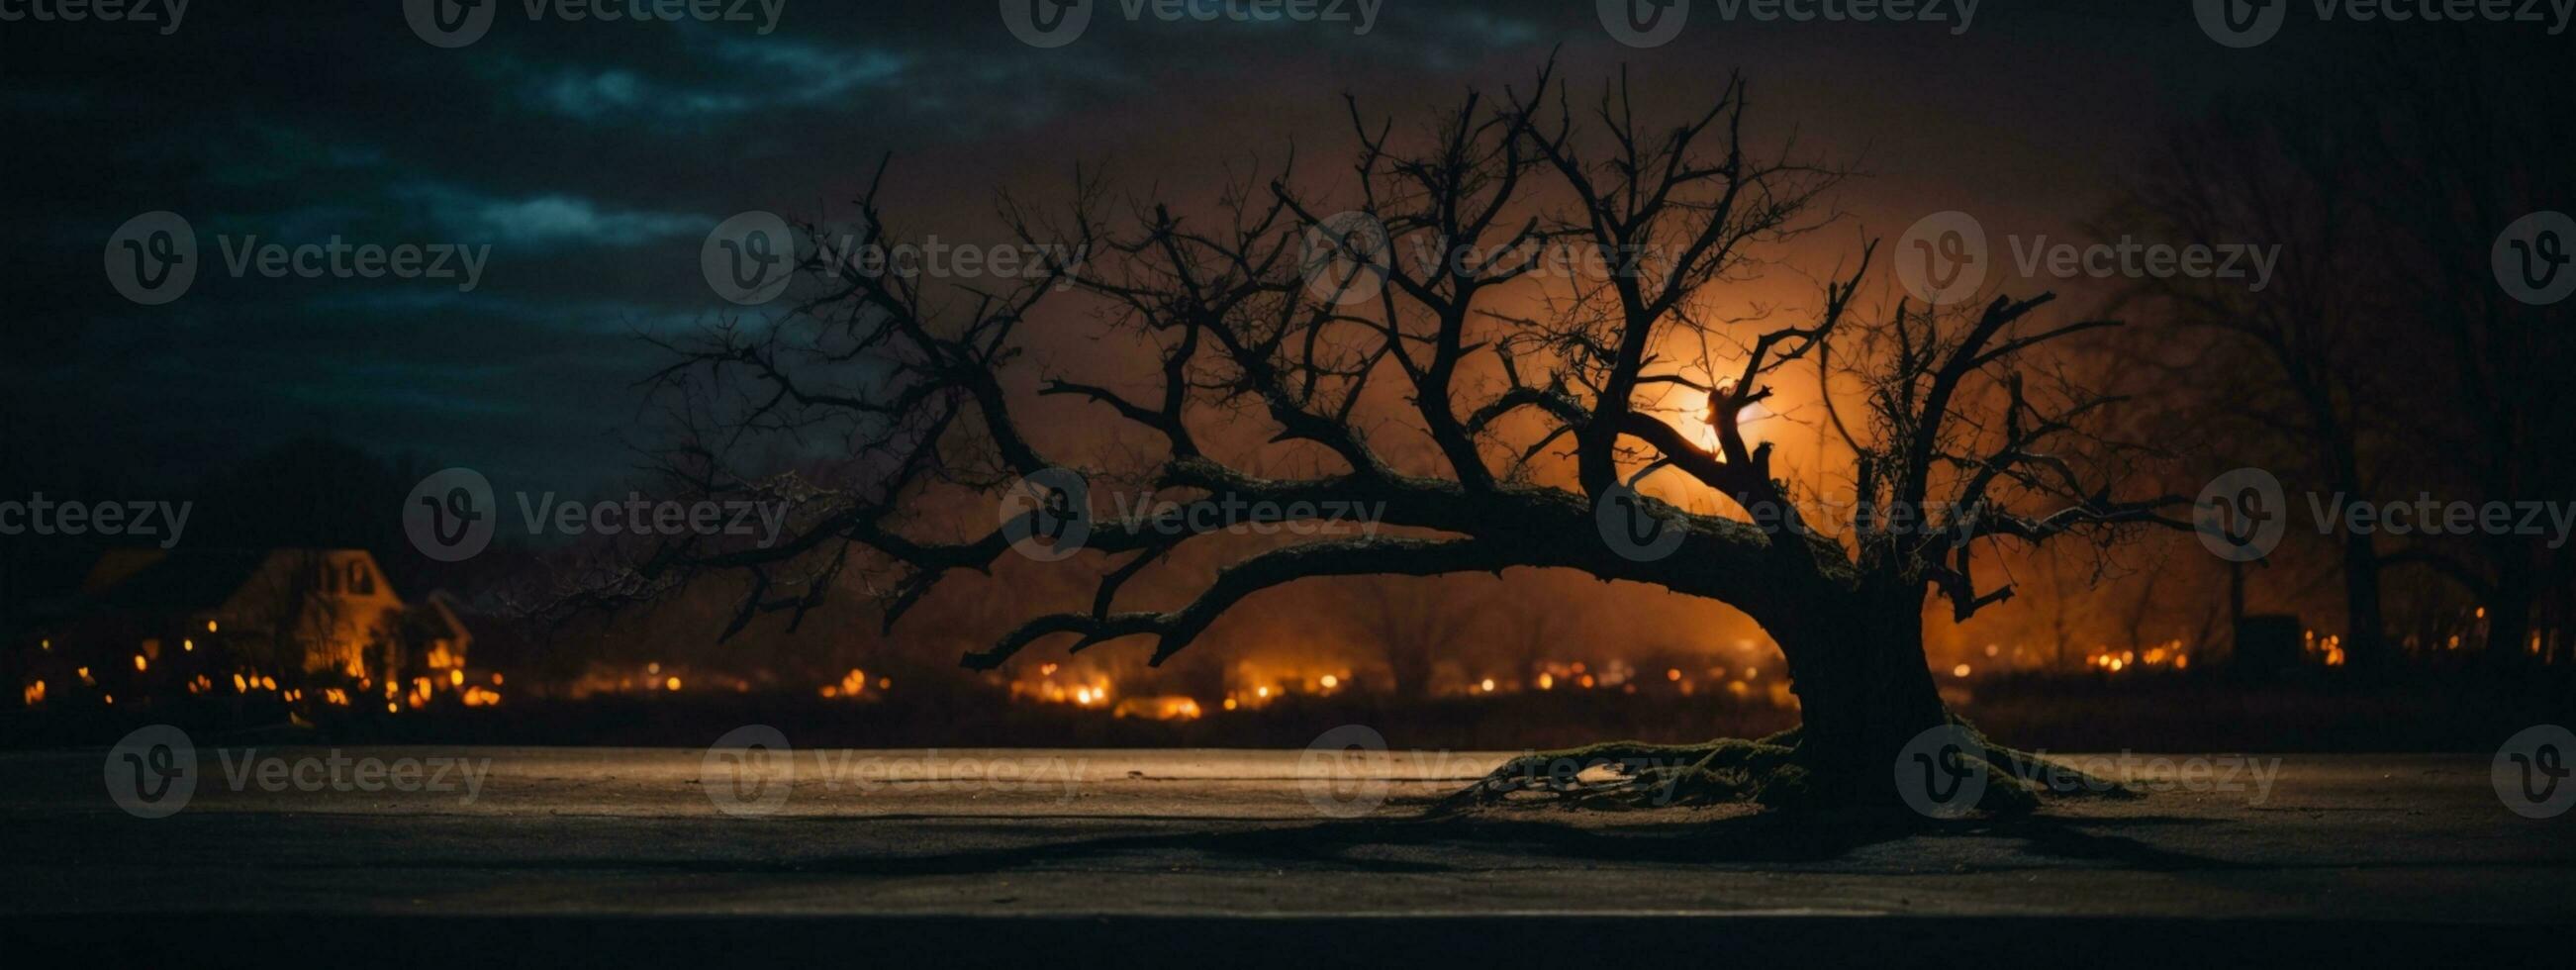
[626,64,2182,808]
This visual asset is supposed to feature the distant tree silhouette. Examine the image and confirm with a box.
[2120,35,2575,667]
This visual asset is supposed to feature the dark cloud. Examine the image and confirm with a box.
[2,1,2344,494]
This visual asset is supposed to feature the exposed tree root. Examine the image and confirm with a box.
[1429,719,2129,819]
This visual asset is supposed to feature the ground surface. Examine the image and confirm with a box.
[0,747,2567,966]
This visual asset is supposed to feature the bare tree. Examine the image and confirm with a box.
[2117,36,2576,668]
[1336,576,1491,701]
[2112,99,2408,670]
[624,64,2181,808]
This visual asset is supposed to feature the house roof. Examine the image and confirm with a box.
[68,548,383,619]
[75,548,277,617]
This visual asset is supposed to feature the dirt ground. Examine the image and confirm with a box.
[1,747,2567,966]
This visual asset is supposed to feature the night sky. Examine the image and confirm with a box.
[5,2,2350,496]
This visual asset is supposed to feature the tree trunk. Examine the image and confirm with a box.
[2339,532,2390,671]
[1766,587,1951,805]
[2486,571,2536,669]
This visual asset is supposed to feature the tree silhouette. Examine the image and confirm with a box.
[631,64,2182,809]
